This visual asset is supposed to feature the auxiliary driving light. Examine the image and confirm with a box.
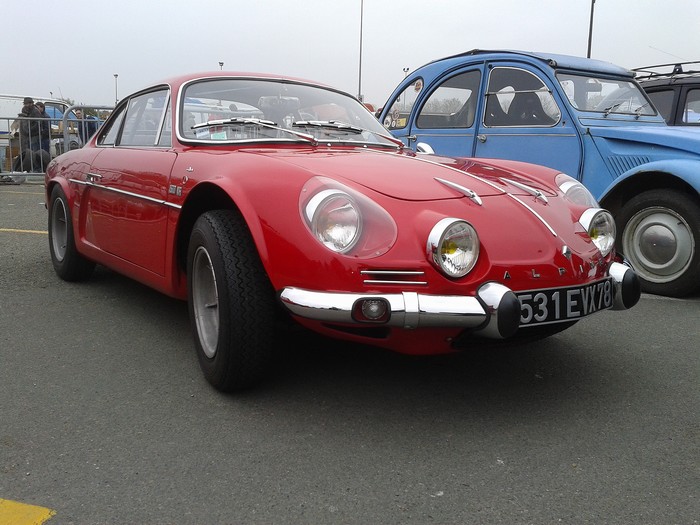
[352,298,390,323]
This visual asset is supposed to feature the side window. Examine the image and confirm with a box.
[682,88,700,124]
[98,106,126,146]
[485,67,560,127]
[416,70,481,129]
[383,79,424,130]
[646,89,675,124]
[157,102,172,146]
[119,89,169,147]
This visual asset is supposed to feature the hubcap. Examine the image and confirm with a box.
[51,198,68,262]
[622,207,694,283]
[192,246,220,358]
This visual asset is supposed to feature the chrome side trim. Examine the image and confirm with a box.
[69,178,182,210]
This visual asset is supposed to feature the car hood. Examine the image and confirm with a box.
[246,148,558,201]
[589,125,700,158]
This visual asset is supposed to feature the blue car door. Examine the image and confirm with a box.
[473,62,583,178]
[387,66,484,157]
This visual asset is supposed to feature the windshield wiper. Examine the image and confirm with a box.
[634,102,651,118]
[603,102,624,116]
[292,120,364,133]
[191,117,317,144]
[292,120,404,149]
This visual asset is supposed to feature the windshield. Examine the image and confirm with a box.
[556,73,656,116]
[179,78,396,146]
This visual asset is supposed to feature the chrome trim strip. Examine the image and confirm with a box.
[69,178,182,210]
[506,194,557,236]
[362,280,428,286]
[434,178,483,205]
[500,178,548,203]
[360,270,425,276]
[279,287,488,329]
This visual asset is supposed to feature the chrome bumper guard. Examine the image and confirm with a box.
[279,261,639,340]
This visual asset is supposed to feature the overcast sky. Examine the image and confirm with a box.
[2,0,698,108]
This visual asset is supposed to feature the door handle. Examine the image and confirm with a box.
[86,173,102,183]
[477,134,487,143]
[407,135,417,145]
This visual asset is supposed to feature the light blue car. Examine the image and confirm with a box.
[380,49,700,297]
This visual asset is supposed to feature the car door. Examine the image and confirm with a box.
[84,88,176,276]
[473,63,583,178]
[401,68,484,156]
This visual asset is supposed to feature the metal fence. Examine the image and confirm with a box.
[1,105,112,184]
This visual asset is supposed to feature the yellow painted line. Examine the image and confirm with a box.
[0,498,56,525]
[0,228,48,235]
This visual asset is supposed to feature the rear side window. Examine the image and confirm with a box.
[645,89,675,124]
[120,90,169,147]
[416,70,481,129]
[682,88,700,124]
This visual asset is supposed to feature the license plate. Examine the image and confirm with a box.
[517,278,614,326]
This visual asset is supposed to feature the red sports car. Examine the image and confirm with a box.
[45,73,640,391]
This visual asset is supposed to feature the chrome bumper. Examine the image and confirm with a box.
[279,262,639,340]
[279,281,521,339]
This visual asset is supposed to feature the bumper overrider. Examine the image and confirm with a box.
[279,262,640,339]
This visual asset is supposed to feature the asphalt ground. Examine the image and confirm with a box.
[1,182,698,525]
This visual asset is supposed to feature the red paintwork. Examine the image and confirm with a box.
[45,73,617,355]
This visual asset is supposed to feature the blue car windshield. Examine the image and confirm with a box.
[556,73,656,116]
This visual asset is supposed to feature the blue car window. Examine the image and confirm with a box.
[416,70,481,129]
[383,79,424,130]
[485,67,560,127]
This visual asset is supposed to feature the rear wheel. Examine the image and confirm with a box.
[48,185,95,281]
[187,210,276,391]
[617,189,700,297]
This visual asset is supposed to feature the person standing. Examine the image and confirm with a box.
[19,97,42,152]
[75,109,98,145]
[35,102,51,153]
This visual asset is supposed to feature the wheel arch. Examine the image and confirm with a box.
[175,182,269,278]
[599,170,700,217]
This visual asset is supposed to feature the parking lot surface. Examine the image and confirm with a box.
[1,183,698,525]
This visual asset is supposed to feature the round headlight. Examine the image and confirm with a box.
[306,190,361,253]
[427,218,479,278]
[556,174,599,207]
[580,208,616,256]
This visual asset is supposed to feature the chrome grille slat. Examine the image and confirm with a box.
[360,269,427,286]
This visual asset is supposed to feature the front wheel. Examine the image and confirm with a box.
[48,184,95,281]
[187,210,277,391]
[616,189,700,297]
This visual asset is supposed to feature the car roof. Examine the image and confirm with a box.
[419,49,634,78]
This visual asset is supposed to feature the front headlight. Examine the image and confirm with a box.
[580,208,616,256]
[305,189,361,253]
[301,177,397,258]
[427,218,480,278]
[556,173,599,207]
